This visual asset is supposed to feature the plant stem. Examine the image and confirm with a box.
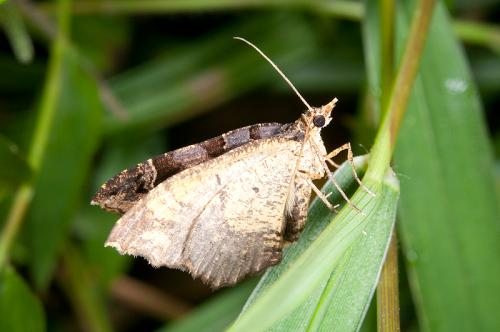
[0,0,70,270]
[380,0,395,111]
[388,0,435,146]
[59,244,113,332]
[0,185,33,268]
[453,20,500,55]
[377,230,400,332]
[41,0,293,13]
[374,1,400,330]
[0,0,34,63]
[27,1,69,171]
[364,0,436,183]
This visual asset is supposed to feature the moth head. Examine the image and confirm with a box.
[303,98,337,131]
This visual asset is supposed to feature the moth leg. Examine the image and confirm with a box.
[308,142,365,215]
[301,176,339,213]
[284,177,311,242]
[325,143,375,197]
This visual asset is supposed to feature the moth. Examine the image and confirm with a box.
[92,38,368,288]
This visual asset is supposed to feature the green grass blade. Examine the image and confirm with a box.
[365,1,500,330]
[0,267,45,332]
[0,1,34,63]
[0,0,74,272]
[309,183,398,331]
[395,2,500,330]
[24,48,103,289]
[230,157,399,332]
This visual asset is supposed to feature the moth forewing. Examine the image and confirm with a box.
[105,137,307,288]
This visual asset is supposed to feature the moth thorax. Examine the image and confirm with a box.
[299,138,326,180]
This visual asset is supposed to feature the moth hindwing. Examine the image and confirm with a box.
[92,101,337,288]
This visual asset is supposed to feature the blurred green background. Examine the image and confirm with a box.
[0,0,499,331]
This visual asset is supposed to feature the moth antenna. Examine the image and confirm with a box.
[234,37,317,215]
[234,37,313,112]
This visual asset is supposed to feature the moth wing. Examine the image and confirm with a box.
[105,137,301,288]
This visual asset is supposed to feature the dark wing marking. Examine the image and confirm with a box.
[91,123,284,214]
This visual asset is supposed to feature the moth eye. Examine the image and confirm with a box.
[312,115,326,127]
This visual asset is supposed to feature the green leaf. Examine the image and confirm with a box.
[24,49,102,289]
[0,1,34,64]
[395,3,500,330]
[157,280,256,332]
[0,267,45,332]
[0,136,31,200]
[230,157,399,331]
[365,1,500,330]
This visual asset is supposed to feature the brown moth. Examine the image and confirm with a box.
[92,38,367,288]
